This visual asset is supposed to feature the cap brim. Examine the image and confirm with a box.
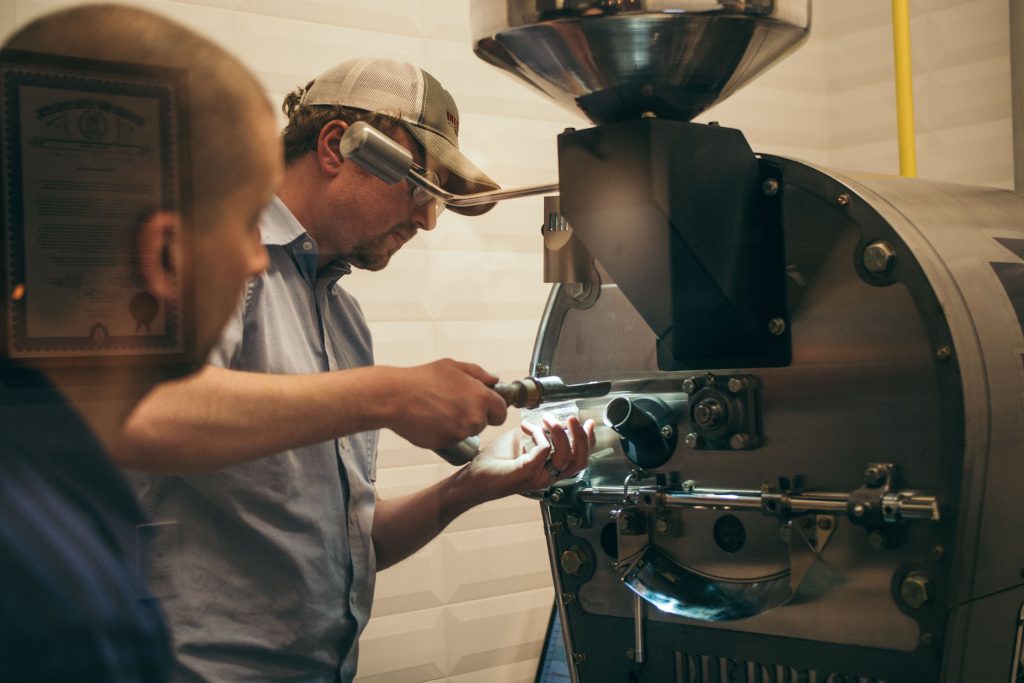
[404,124,499,216]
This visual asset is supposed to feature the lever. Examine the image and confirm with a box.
[433,375,611,465]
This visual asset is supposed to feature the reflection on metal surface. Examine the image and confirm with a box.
[471,0,810,123]
[622,545,792,621]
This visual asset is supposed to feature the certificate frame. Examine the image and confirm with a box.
[0,48,193,366]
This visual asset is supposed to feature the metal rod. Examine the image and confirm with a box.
[633,593,644,665]
[576,486,939,521]
[406,170,558,207]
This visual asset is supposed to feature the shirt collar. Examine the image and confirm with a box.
[261,196,352,280]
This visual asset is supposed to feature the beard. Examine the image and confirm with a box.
[345,225,415,271]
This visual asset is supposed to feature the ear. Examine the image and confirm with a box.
[138,210,181,302]
[316,119,350,177]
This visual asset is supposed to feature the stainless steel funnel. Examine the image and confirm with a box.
[471,1,810,124]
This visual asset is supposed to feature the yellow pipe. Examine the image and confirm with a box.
[892,0,917,177]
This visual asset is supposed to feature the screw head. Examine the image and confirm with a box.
[762,178,779,197]
[837,193,851,207]
[729,433,751,450]
[817,516,833,531]
[660,424,674,439]
[727,377,747,394]
[548,522,563,535]
[566,513,582,529]
[768,317,787,336]
[534,363,550,376]
[681,378,697,394]
[683,432,699,449]
[864,465,886,487]
[654,516,672,535]
[561,591,577,605]
[928,545,945,561]
[853,503,867,518]
[549,488,564,503]
[935,345,952,361]
[572,653,588,665]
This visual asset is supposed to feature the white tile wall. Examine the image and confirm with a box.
[3,0,1016,680]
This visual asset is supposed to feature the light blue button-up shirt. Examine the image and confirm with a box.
[134,197,379,682]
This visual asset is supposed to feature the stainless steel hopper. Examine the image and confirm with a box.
[471,0,810,123]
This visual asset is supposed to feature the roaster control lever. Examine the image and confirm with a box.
[434,376,611,465]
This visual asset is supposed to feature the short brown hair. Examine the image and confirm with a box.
[281,85,411,165]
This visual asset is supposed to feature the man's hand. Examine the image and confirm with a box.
[382,359,509,449]
[461,414,597,503]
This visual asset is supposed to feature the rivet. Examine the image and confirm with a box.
[837,193,851,207]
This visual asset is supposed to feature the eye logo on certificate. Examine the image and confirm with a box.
[1,51,189,363]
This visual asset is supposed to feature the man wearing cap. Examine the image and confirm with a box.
[116,57,595,682]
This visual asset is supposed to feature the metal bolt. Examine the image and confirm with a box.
[660,424,674,439]
[727,377,747,394]
[560,547,588,577]
[561,591,577,605]
[869,529,888,549]
[683,432,699,449]
[817,516,833,531]
[928,545,945,561]
[837,193,851,207]
[899,571,934,610]
[935,346,952,361]
[549,522,564,535]
[566,513,582,529]
[864,465,886,487]
[863,241,896,276]
[572,653,588,666]
[654,516,673,536]
[693,399,725,429]
[730,433,751,450]
[853,503,867,518]
[762,178,779,197]
[681,378,697,394]
[768,317,786,336]
[549,488,564,504]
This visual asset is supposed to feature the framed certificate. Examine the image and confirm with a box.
[1,49,191,363]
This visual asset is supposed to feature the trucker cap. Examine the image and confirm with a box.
[301,57,499,216]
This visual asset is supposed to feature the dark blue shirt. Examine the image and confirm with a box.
[0,361,172,682]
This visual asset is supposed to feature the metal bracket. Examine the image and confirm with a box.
[682,372,761,450]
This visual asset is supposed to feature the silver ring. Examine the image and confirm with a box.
[544,459,563,479]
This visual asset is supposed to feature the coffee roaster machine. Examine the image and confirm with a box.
[469,2,1024,681]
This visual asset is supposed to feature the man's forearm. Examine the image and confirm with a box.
[371,469,481,571]
[113,364,393,473]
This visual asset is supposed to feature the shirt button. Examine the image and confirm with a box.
[302,241,313,252]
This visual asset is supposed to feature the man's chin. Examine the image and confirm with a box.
[349,251,393,272]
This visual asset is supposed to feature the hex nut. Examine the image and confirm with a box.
[900,571,934,610]
[560,547,588,577]
[862,241,896,276]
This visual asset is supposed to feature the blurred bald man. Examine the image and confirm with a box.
[0,5,281,681]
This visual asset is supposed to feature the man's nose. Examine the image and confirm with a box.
[412,200,439,232]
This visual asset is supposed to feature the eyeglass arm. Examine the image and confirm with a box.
[338,120,558,208]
